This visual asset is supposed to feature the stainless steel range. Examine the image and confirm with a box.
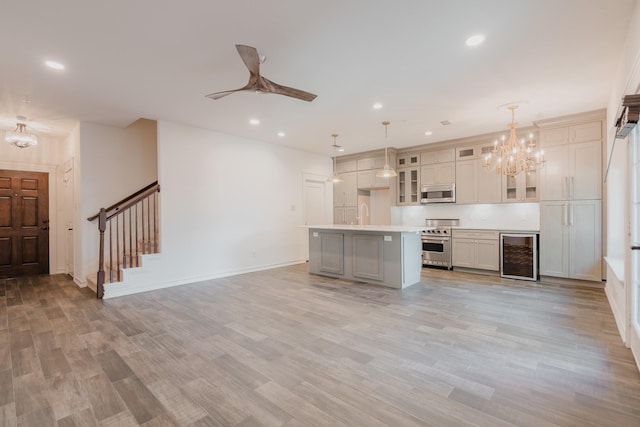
[422,218,459,269]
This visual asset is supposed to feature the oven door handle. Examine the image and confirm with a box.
[422,239,450,244]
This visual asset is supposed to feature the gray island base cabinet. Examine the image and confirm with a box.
[307,226,424,289]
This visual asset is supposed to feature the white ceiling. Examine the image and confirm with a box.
[0,0,635,156]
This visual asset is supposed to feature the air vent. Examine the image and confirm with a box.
[440,120,451,126]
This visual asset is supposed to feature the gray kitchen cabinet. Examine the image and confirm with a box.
[397,153,420,168]
[357,169,390,189]
[421,148,455,165]
[540,140,601,201]
[397,167,420,205]
[502,171,538,202]
[333,171,357,224]
[334,206,358,225]
[420,162,455,185]
[318,232,344,274]
[352,234,384,281]
[540,200,602,281]
[452,229,499,271]
[455,159,501,204]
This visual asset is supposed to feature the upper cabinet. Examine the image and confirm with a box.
[539,120,602,201]
[455,159,501,204]
[397,167,420,205]
[502,171,538,202]
[540,121,602,147]
[397,153,420,168]
[421,148,455,165]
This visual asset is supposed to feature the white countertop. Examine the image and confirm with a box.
[304,224,428,233]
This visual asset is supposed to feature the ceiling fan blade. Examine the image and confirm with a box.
[205,88,247,100]
[235,44,261,78]
[262,78,317,102]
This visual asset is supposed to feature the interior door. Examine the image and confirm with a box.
[0,169,49,278]
[304,174,328,260]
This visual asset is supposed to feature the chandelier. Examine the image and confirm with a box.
[483,105,544,176]
[327,134,344,183]
[6,116,38,148]
[376,121,397,178]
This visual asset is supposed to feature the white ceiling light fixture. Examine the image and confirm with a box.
[327,134,344,183]
[376,121,397,178]
[373,102,383,110]
[483,104,545,176]
[424,131,433,136]
[465,34,485,47]
[45,60,65,70]
[249,118,260,125]
[277,131,285,137]
[6,116,38,148]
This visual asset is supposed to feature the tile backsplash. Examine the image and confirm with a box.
[392,203,540,230]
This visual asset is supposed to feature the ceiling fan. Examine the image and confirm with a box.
[206,44,317,102]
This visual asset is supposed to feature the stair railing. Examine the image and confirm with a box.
[88,182,160,299]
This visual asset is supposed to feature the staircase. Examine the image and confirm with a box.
[87,182,160,299]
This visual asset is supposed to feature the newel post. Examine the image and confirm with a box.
[97,208,106,299]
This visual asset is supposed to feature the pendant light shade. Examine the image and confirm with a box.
[327,134,344,183]
[376,121,397,178]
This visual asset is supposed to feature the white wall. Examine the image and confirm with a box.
[605,0,640,370]
[135,120,331,288]
[78,119,158,283]
[393,203,540,230]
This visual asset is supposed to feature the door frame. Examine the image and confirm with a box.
[302,172,331,261]
[0,161,59,275]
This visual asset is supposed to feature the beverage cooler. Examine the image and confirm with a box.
[500,233,539,281]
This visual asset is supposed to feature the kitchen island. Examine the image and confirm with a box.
[307,225,425,289]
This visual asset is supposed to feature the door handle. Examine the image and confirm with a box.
[563,204,568,226]
[41,227,49,231]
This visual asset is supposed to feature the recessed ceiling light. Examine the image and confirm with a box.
[45,60,65,70]
[424,131,433,136]
[249,119,260,125]
[465,34,485,47]
[373,103,383,110]
[338,147,345,152]
[277,131,285,137]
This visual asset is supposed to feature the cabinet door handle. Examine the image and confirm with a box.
[570,176,575,199]
[563,204,568,226]
[564,176,568,199]
[570,203,574,226]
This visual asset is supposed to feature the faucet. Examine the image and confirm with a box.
[358,203,370,226]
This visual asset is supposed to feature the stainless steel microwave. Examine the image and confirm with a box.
[420,183,456,203]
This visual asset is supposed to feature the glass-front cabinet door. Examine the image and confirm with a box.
[502,171,538,202]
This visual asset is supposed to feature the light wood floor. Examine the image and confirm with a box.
[1,265,640,426]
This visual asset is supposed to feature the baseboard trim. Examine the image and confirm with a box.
[631,323,640,373]
[103,259,307,299]
[539,275,605,289]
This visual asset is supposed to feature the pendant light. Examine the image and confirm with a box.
[327,134,344,183]
[5,116,38,148]
[376,121,397,178]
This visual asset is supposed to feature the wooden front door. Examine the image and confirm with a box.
[0,170,49,278]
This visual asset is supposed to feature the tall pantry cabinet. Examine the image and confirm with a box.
[538,117,603,281]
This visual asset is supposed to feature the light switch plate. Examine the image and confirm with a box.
[313,232,318,237]
[384,235,392,241]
